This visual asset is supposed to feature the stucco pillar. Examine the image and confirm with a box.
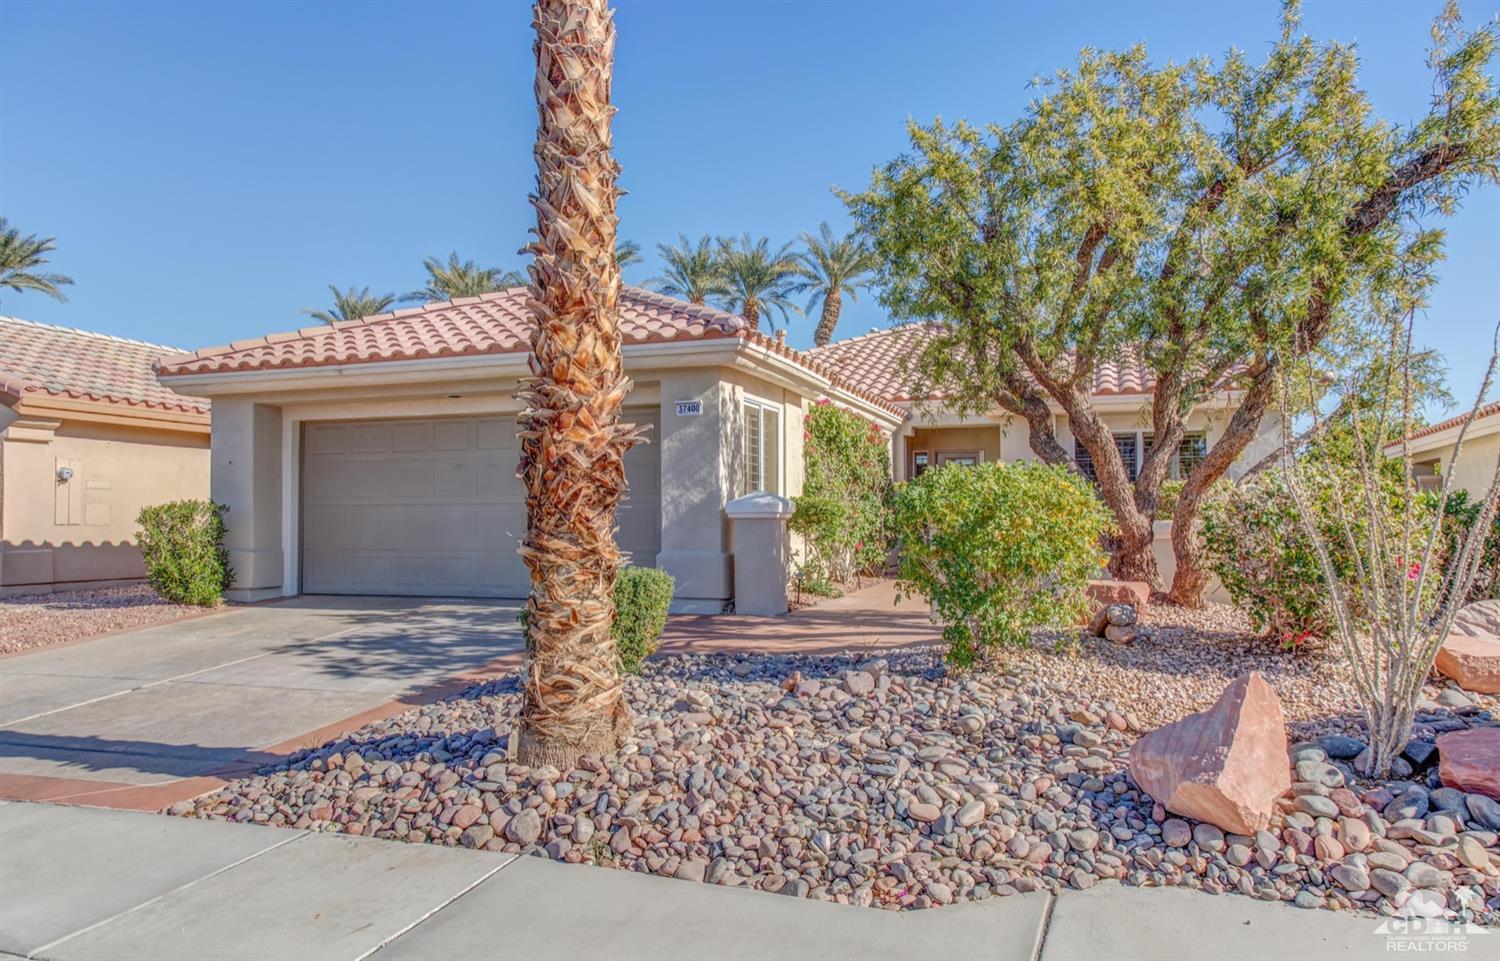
[212,399,284,602]
[726,492,793,616]
[655,370,733,614]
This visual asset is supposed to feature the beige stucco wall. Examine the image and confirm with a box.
[0,411,210,591]
[1412,431,1500,499]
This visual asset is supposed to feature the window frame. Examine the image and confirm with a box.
[936,450,982,468]
[1075,429,1209,481]
[742,397,782,495]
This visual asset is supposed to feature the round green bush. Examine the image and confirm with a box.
[135,500,232,606]
[517,564,675,675]
[891,461,1112,666]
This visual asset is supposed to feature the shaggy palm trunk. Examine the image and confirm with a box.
[516,0,640,767]
[813,288,842,347]
[742,298,760,330]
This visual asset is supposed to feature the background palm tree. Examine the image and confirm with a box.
[301,285,397,324]
[516,0,638,766]
[616,239,642,270]
[789,222,879,346]
[646,234,726,305]
[715,234,799,331]
[0,217,74,304]
[408,252,522,303]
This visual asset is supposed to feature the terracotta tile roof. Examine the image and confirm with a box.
[808,325,1159,402]
[156,287,908,420]
[1385,400,1500,449]
[0,316,209,415]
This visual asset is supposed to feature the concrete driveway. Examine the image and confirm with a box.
[0,596,524,807]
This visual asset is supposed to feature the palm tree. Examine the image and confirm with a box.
[715,234,799,331]
[616,239,642,270]
[301,285,397,324]
[647,234,726,305]
[788,223,878,346]
[0,217,74,304]
[407,252,523,303]
[516,0,638,766]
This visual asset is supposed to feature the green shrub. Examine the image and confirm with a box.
[612,566,675,673]
[891,461,1112,666]
[516,565,675,674]
[1201,463,1439,644]
[1430,488,1500,603]
[135,500,232,606]
[1155,479,1184,521]
[790,401,892,584]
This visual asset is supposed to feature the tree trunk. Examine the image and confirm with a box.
[813,288,842,346]
[1166,371,1277,606]
[993,379,1076,470]
[1054,388,1161,589]
[516,0,639,767]
[743,298,760,330]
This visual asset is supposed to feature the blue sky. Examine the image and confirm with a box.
[3,0,1497,409]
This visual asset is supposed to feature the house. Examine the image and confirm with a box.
[0,317,210,595]
[155,288,905,612]
[807,325,1278,486]
[1386,401,1500,498]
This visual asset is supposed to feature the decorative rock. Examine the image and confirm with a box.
[1104,623,1139,645]
[1105,603,1137,627]
[1085,580,1150,616]
[1452,598,1500,637]
[908,802,942,823]
[1128,672,1291,834]
[1428,632,1500,692]
[841,671,876,697]
[1370,868,1410,900]
[1162,819,1192,848]
[1455,837,1489,871]
[1330,863,1370,892]
[1400,740,1439,773]
[1295,795,1340,819]
[1466,793,1500,831]
[1437,728,1500,799]
[506,809,542,846]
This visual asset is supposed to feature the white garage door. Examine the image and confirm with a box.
[300,413,660,597]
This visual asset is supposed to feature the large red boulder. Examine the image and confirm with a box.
[1438,727,1500,800]
[1435,631,1500,694]
[1129,671,1291,834]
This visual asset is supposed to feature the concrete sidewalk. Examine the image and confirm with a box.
[0,801,1406,961]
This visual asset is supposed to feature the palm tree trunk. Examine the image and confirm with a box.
[743,298,760,330]
[517,0,639,767]
[813,288,842,347]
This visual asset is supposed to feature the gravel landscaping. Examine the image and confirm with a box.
[170,604,1499,925]
[0,584,207,655]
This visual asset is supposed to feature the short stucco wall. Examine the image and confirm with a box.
[0,417,210,591]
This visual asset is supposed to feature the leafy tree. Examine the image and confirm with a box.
[0,217,74,304]
[516,0,638,766]
[846,2,1499,600]
[790,400,892,584]
[715,234,800,331]
[407,252,522,303]
[647,234,727,304]
[789,222,879,346]
[301,285,398,325]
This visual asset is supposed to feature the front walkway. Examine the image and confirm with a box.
[0,596,524,810]
[0,801,1402,961]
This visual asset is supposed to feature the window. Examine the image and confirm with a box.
[1177,432,1207,477]
[911,450,931,477]
[742,400,781,495]
[937,450,981,468]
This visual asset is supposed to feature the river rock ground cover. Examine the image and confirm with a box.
[170,603,1499,924]
[0,584,204,655]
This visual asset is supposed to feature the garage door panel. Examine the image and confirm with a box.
[301,415,659,598]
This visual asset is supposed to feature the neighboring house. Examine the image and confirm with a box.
[807,325,1278,485]
[155,288,904,612]
[0,317,210,595]
[1386,401,1500,498]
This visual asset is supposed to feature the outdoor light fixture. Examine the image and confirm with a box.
[56,466,73,482]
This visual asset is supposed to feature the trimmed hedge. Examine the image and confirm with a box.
[518,565,676,674]
[891,461,1112,666]
[135,500,232,606]
[613,566,676,673]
